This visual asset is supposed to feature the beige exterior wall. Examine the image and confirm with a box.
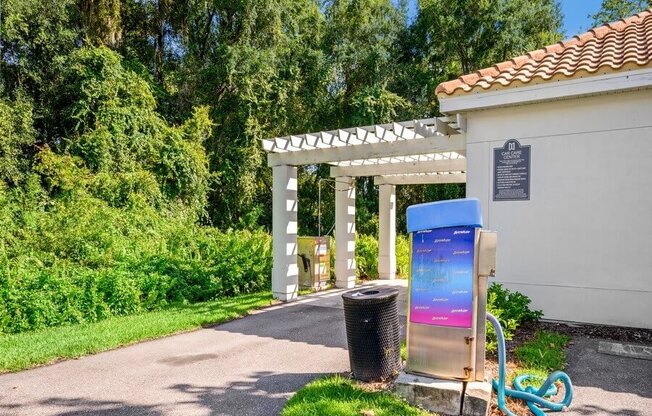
[463,89,652,329]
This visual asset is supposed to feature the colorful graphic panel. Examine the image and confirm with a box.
[409,226,475,328]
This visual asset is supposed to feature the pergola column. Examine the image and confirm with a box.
[378,184,396,280]
[272,165,298,301]
[335,176,356,288]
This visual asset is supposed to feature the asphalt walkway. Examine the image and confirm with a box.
[0,281,407,416]
[1,280,650,416]
[565,337,652,416]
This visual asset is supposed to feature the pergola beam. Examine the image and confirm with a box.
[267,134,466,167]
[330,158,467,177]
[263,116,467,303]
[374,173,467,186]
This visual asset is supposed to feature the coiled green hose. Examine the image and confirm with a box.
[486,312,574,416]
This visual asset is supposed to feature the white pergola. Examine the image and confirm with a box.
[262,116,467,301]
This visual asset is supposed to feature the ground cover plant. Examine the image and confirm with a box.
[281,375,429,416]
[487,329,572,416]
[486,307,571,415]
[0,292,274,373]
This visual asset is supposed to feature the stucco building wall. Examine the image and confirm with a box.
[464,89,652,328]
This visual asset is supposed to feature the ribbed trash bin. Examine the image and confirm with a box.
[342,287,401,382]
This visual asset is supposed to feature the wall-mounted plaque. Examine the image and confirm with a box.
[494,139,531,201]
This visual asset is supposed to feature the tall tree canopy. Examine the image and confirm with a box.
[0,0,565,234]
[414,0,563,76]
[592,0,651,26]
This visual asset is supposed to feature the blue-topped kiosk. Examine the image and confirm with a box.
[395,198,496,415]
[405,198,495,382]
[398,198,573,416]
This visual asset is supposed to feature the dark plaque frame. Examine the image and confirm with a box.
[493,139,531,201]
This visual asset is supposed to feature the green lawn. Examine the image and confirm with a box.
[515,330,571,372]
[508,330,571,390]
[281,375,430,416]
[0,292,275,373]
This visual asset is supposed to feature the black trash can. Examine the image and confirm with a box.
[342,287,401,382]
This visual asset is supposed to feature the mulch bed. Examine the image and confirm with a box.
[355,320,652,415]
[487,320,652,415]
[522,320,652,344]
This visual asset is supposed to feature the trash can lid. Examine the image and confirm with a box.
[342,287,399,304]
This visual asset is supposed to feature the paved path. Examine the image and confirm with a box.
[2,279,650,416]
[0,281,408,416]
[565,337,652,416]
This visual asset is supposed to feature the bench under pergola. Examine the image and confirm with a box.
[262,116,468,300]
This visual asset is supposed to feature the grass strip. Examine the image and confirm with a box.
[511,330,571,390]
[281,375,430,416]
[0,292,274,373]
[514,330,571,372]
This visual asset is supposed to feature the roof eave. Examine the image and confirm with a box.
[438,67,652,115]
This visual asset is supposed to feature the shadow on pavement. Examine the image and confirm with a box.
[167,371,326,416]
[37,398,162,416]
[214,303,406,349]
[31,372,327,416]
[216,304,349,349]
[569,404,646,416]
[564,337,652,416]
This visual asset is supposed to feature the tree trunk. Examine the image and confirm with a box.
[155,0,165,84]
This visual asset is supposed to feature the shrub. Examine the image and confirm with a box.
[489,283,543,324]
[396,234,410,277]
[354,233,410,279]
[0,46,264,336]
[486,283,543,353]
[0,95,36,186]
[355,234,378,279]
[0,182,273,335]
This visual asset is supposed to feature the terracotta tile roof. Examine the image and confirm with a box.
[436,9,652,98]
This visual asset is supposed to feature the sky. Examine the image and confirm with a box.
[403,0,605,38]
[561,0,604,37]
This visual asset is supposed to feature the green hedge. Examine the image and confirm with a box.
[0,185,272,335]
[0,227,272,335]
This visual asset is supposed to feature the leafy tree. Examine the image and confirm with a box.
[0,0,571,236]
[45,46,213,214]
[322,0,409,127]
[0,0,81,138]
[414,0,563,76]
[175,0,330,228]
[0,95,36,186]
[592,0,651,26]
[396,183,466,232]
[80,0,123,47]
[297,165,335,237]
[385,0,563,231]
[319,0,411,234]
